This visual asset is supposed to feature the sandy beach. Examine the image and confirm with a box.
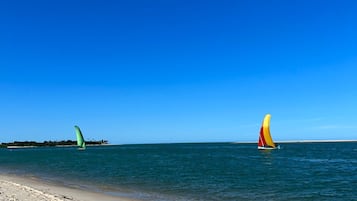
[0,174,138,201]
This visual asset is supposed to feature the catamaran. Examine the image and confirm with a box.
[258,114,280,150]
[74,125,86,150]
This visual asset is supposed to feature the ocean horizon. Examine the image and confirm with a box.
[1,142,356,200]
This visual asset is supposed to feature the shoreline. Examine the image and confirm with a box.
[0,173,140,201]
[3,140,357,148]
[232,139,357,144]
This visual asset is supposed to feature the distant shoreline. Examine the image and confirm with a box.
[110,140,357,146]
[6,144,111,149]
[277,139,357,143]
[2,140,357,148]
[1,140,109,149]
[232,139,357,144]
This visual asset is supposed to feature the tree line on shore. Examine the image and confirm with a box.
[0,140,108,148]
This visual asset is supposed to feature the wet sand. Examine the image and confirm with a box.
[0,174,139,201]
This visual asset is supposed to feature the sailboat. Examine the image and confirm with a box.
[74,125,86,150]
[258,114,280,150]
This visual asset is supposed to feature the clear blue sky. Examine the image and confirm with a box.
[1,0,356,144]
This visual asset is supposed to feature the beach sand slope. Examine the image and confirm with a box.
[0,175,138,201]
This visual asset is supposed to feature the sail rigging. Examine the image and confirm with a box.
[74,125,86,150]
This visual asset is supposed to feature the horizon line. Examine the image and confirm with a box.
[109,139,357,146]
[232,139,357,144]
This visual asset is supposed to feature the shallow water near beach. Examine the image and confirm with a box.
[0,142,356,200]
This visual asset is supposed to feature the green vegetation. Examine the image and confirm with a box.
[0,140,108,148]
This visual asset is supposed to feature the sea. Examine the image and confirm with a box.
[0,142,356,201]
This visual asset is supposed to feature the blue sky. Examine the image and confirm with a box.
[1,0,357,144]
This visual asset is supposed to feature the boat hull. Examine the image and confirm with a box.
[258,145,280,150]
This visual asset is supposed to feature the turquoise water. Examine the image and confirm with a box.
[0,142,356,200]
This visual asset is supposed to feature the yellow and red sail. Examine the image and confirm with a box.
[258,114,276,148]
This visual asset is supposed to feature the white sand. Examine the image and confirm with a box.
[0,174,139,201]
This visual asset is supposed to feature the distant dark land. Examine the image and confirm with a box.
[1,140,108,148]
